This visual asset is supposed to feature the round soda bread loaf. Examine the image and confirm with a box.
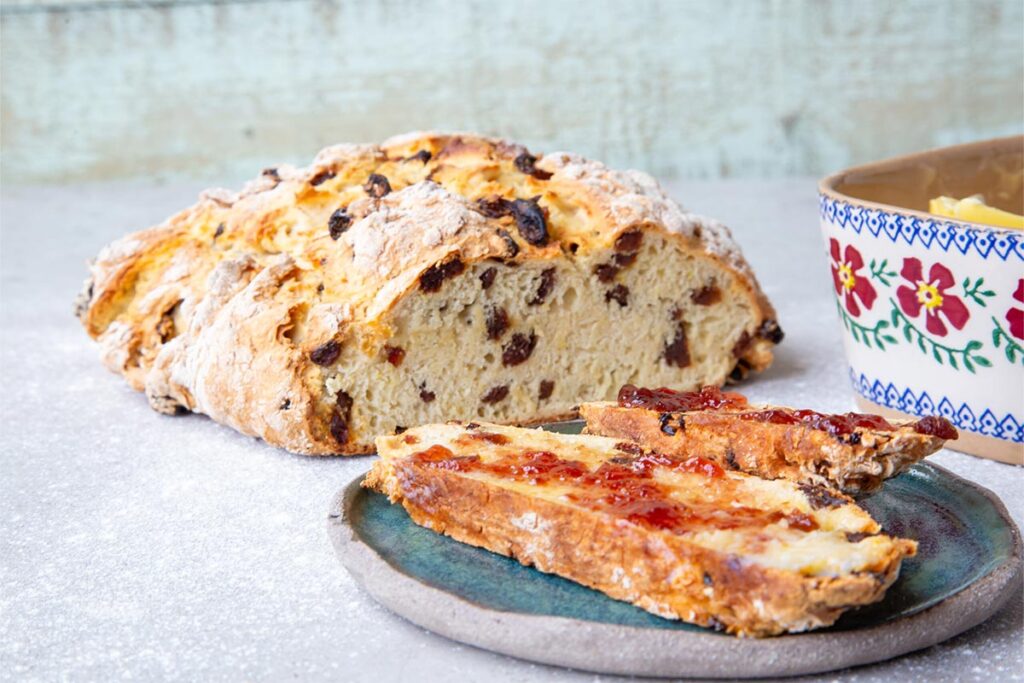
[76,132,781,455]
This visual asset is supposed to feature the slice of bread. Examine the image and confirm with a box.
[366,421,916,636]
[76,132,781,455]
[579,385,957,494]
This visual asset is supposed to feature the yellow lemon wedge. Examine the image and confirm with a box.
[929,194,1024,230]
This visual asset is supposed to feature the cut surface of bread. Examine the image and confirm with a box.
[76,132,780,454]
[366,421,916,636]
[580,385,957,494]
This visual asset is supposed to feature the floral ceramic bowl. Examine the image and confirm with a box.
[819,136,1023,465]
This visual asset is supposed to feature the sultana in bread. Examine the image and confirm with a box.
[579,385,957,494]
[366,421,916,636]
[77,132,780,454]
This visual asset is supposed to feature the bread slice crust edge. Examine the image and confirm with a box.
[367,423,916,636]
[579,401,947,494]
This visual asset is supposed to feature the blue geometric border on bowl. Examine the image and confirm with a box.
[819,195,1024,262]
[849,368,1023,443]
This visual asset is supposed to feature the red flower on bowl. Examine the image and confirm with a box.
[1007,279,1024,340]
[829,239,876,316]
[896,258,970,337]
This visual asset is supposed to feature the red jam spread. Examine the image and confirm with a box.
[617,385,956,439]
[617,385,749,412]
[735,409,896,436]
[734,409,956,438]
[406,445,817,535]
[912,415,959,440]
[457,431,511,445]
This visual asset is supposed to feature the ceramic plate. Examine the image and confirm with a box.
[328,423,1021,678]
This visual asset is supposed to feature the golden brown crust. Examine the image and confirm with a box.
[367,422,916,636]
[77,132,778,455]
[579,402,946,493]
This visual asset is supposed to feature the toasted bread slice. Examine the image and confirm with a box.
[366,421,916,637]
[579,386,957,494]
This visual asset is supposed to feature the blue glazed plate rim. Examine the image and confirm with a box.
[336,462,1018,629]
[327,456,1021,676]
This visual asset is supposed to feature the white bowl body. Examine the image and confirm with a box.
[818,194,1024,454]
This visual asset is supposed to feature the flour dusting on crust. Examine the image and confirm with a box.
[541,151,750,273]
[346,182,489,277]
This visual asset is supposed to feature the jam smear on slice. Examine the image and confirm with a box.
[404,444,816,535]
[412,444,480,471]
[671,454,724,478]
[618,385,749,412]
[737,408,955,439]
[912,415,958,440]
[735,409,896,437]
[617,385,953,440]
[470,432,511,445]
[485,450,590,482]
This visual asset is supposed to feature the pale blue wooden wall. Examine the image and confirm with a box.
[2,0,1022,184]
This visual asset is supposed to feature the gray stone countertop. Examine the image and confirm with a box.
[1,179,1020,682]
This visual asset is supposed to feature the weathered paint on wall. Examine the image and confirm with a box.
[2,0,1022,185]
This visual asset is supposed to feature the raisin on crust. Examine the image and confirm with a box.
[366,422,916,636]
[579,386,956,493]
[77,132,779,455]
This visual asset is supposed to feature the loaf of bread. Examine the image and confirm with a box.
[366,421,917,636]
[580,385,957,493]
[76,132,780,454]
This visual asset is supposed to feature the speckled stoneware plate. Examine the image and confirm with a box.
[328,423,1021,678]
